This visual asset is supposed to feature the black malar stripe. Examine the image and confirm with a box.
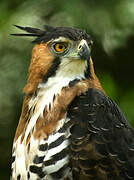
[42,57,61,83]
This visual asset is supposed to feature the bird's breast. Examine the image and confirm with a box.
[12,117,73,180]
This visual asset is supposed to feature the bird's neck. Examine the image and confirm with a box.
[28,56,89,114]
[14,58,104,142]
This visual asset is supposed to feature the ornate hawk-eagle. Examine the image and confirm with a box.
[11,25,134,180]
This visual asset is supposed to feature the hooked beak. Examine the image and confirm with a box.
[78,40,91,61]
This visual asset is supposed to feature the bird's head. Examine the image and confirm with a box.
[12,25,94,94]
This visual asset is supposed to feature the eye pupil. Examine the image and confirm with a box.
[59,45,63,49]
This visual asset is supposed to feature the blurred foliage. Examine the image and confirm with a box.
[0,0,134,179]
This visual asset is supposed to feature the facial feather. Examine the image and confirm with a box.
[23,42,55,95]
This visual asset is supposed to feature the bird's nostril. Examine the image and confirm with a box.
[78,45,82,50]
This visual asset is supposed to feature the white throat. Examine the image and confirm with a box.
[29,59,87,114]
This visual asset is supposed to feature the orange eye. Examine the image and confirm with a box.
[54,43,67,52]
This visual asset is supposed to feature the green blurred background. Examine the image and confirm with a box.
[0,0,134,179]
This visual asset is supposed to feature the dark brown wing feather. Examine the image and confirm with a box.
[68,88,134,180]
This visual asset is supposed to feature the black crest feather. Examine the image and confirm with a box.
[11,24,92,44]
[11,25,45,38]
